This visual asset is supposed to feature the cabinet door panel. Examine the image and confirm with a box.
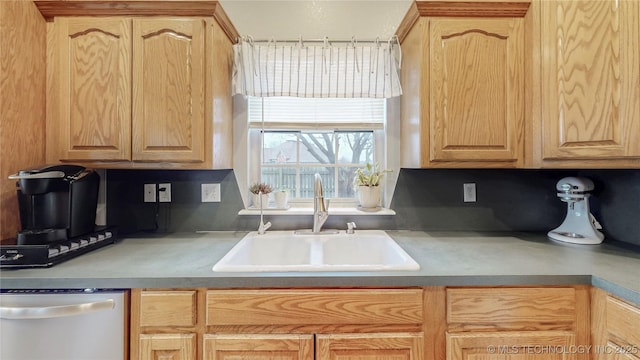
[430,18,524,163]
[132,18,205,162]
[317,333,423,360]
[542,0,640,160]
[140,333,196,360]
[447,331,576,360]
[203,334,314,360]
[56,17,131,161]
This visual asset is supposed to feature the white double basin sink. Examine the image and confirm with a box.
[212,230,420,272]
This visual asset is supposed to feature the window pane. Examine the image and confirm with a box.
[300,167,335,198]
[299,133,335,164]
[261,167,297,193]
[337,132,374,165]
[263,132,298,164]
[338,167,361,198]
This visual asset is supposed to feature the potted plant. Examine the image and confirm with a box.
[353,163,391,209]
[249,182,273,208]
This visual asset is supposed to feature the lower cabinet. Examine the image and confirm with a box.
[131,286,638,360]
[203,333,423,360]
[140,334,197,360]
[592,288,640,360]
[445,287,590,360]
[203,334,314,360]
[448,332,576,360]
[132,288,425,360]
[316,333,423,360]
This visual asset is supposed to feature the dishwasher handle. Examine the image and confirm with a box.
[0,298,115,320]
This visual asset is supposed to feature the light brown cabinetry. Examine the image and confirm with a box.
[445,287,590,360]
[397,1,530,168]
[206,289,424,360]
[203,334,314,360]
[534,0,640,167]
[591,288,640,360]
[140,334,197,360]
[132,288,424,360]
[40,1,236,169]
[133,289,200,360]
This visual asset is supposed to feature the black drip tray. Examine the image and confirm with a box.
[0,227,117,269]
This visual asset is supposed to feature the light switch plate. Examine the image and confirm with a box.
[202,183,221,202]
[158,183,171,203]
[144,184,156,202]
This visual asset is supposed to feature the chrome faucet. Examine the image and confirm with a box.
[257,191,271,235]
[312,173,329,233]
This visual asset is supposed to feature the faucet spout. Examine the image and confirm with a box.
[313,173,329,233]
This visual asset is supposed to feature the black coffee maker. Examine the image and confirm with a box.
[9,164,99,245]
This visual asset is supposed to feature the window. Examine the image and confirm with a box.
[248,96,386,205]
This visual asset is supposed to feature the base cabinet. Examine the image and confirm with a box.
[448,332,576,360]
[132,287,639,360]
[445,287,590,360]
[140,334,197,360]
[317,333,423,360]
[133,288,424,360]
[591,288,640,360]
[203,333,423,360]
[204,334,314,360]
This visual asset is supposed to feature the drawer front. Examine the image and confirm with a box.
[206,289,423,326]
[447,288,576,326]
[607,296,640,347]
[139,290,197,327]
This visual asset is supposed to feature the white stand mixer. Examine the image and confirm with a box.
[548,177,604,245]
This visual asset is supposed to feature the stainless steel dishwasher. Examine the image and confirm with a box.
[0,289,126,360]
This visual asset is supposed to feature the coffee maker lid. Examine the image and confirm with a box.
[9,164,86,180]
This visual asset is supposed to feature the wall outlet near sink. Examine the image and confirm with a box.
[144,184,156,203]
[463,183,476,202]
[202,183,221,202]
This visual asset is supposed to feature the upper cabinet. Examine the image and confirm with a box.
[397,1,530,168]
[39,1,238,169]
[536,0,640,167]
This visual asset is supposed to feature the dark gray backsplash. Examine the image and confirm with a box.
[106,168,640,246]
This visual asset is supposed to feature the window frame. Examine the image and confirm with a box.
[233,94,401,211]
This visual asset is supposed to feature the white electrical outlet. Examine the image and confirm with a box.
[144,184,156,203]
[201,183,221,202]
[158,183,171,203]
[463,183,476,202]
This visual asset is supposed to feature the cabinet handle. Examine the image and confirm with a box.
[0,299,115,320]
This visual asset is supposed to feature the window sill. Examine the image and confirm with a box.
[238,207,396,216]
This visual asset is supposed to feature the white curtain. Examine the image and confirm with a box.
[232,37,402,98]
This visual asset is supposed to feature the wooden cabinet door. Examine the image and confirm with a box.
[52,17,132,161]
[429,18,524,165]
[447,331,576,360]
[132,18,206,163]
[316,333,423,360]
[541,0,640,160]
[203,334,314,360]
[140,333,196,360]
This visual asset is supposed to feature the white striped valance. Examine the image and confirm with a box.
[232,36,402,99]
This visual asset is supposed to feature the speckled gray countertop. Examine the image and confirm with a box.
[1,231,639,305]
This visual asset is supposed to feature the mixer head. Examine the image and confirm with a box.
[555,177,594,203]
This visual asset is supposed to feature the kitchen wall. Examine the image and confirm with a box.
[106,168,640,248]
